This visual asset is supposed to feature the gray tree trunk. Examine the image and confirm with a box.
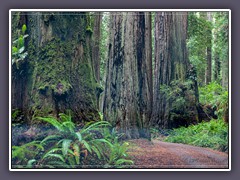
[205,12,212,85]
[91,12,103,109]
[103,12,152,139]
[152,12,199,129]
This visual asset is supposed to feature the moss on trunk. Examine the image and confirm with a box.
[12,12,100,124]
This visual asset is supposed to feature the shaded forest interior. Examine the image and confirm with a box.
[11,11,229,168]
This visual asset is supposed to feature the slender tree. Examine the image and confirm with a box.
[92,12,102,83]
[205,12,212,85]
[103,12,152,139]
[91,12,103,109]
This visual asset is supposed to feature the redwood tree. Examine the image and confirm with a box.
[151,12,199,129]
[103,12,152,139]
[11,12,101,123]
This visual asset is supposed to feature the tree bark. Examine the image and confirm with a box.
[11,12,29,118]
[152,12,199,129]
[91,12,103,109]
[103,12,152,139]
[214,54,220,82]
[222,58,229,89]
[205,12,212,85]
[92,12,102,83]
[12,12,101,123]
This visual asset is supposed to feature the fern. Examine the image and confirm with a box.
[12,141,44,165]
[37,117,64,132]
[62,139,72,156]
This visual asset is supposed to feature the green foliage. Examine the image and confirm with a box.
[164,119,228,152]
[199,81,228,118]
[12,141,44,168]
[12,24,29,67]
[36,113,113,168]
[212,12,229,84]
[103,128,134,168]
[150,128,160,139]
[160,80,197,125]
[187,12,229,85]
[11,109,21,120]
[213,12,229,63]
[10,113,134,168]
[187,13,213,85]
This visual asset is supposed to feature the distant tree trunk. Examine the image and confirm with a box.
[12,12,100,123]
[213,24,220,82]
[205,12,212,85]
[222,58,229,89]
[214,54,220,82]
[92,12,103,109]
[103,12,152,139]
[152,12,199,129]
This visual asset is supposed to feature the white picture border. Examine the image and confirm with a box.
[9,9,231,171]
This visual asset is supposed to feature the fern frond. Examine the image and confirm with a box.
[41,135,61,145]
[37,117,64,132]
[75,132,82,141]
[81,121,111,134]
[73,143,80,164]
[81,140,92,154]
[43,153,65,162]
[62,139,72,156]
[91,146,102,159]
[115,159,134,165]
[26,159,36,168]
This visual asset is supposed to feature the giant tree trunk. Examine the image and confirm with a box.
[12,12,100,123]
[152,12,199,129]
[103,12,152,139]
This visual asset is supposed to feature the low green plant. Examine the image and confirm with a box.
[199,81,228,119]
[164,119,228,152]
[150,128,160,139]
[11,109,21,120]
[36,113,112,168]
[103,128,134,168]
[12,113,134,168]
[12,141,44,168]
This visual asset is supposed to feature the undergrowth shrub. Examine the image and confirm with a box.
[199,81,228,120]
[12,24,29,68]
[12,113,133,168]
[12,141,44,168]
[102,128,134,168]
[160,79,198,127]
[164,119,228,152]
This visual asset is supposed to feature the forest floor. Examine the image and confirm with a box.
[126,139,228,169]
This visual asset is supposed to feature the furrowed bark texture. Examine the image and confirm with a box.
[12,12,100,123]
[91,12,103,109]
[92,12,102,83]
[103,12,152,139]
[206,12,212,85]
[152,12,199,129]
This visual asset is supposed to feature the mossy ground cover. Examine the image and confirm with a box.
[163,119,228,152]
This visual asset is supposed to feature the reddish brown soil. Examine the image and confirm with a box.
[127,139,228,169]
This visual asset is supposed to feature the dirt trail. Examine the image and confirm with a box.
[127,139,228,169]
